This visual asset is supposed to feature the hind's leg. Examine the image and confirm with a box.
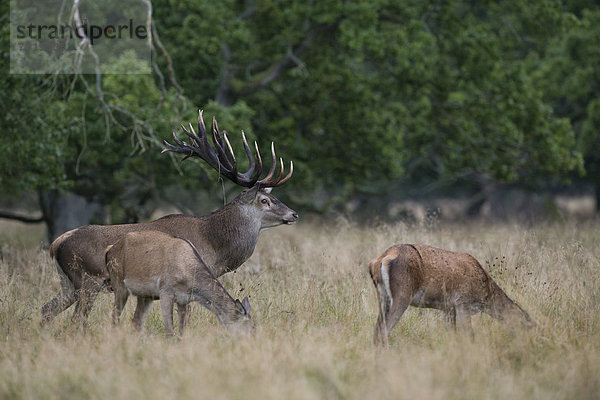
[132,297,153,332]
[41,262,77,325]
[383,295,412,339]
[112,287,129,324]
[373,290,412,346]
[159,292,175,337]
[177,303,189,336]
[108,266,128,324]
[455,306,474,339]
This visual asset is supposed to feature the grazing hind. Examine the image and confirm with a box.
[368,244,534,346]
[105,230,254,337]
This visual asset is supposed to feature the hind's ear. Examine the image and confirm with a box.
[241,296,251,314]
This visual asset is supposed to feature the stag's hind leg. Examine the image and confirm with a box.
[41,262,77,325]
[71,274,103,328]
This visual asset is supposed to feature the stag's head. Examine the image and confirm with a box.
[162,110,298,229]
[236,186,298,231]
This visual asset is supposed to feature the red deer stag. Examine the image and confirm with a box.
[43,110,297,326]
[368,244,534,346]
[106,231,254,337]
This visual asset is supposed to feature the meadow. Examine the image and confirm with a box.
[0,217,599,399]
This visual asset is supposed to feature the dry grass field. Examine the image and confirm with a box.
[0,217,599,399]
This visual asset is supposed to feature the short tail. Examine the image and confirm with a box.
[369,255,395,316]
[104,244,114,264]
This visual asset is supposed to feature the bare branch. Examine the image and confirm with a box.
[234,19,341,96]
[236,0,256,20]
[150,19,186,112]
[72,0,103,102]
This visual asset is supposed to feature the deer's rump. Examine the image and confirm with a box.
[50,217,186,289]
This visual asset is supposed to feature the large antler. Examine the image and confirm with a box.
[162,110,293,188]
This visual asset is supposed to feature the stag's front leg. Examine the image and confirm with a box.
[443,308,457,331]
[159,292,175,337]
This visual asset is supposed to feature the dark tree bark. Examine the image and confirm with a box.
[39,191,105,242]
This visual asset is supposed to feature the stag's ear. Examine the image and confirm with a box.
[238,186,259,204]
[241,296,251,315]
[261,187,272,194]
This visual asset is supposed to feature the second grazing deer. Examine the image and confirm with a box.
[368,244,534,346]
[44,110,297,327]
[105,231,254,337]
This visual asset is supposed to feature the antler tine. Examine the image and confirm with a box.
[197,109,207,140]
[210,117,235,172]
[162,110,264,188]
[254,141,263,179]
[256,143,294,187]
[237,131,260,181]
[275,160,294,186]
[162,130,191,155]
[275,157,285,182]
[194,110,221,165]
[258,142,277,184]
[222,132,237,173]
[268,159,294,186]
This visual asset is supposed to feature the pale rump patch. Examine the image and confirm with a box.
[49,229,78,259]
[380,260,393,307]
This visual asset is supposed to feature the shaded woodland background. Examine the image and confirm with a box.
[2,0,600,239]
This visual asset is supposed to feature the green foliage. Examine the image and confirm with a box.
[156,0,587,198]
[536,8,600,186]
[0,9,70,193]
[48,52,194,220]
[3,0,599,219]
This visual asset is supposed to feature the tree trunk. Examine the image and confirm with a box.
[594,185,600,213]
[39,191,105,242]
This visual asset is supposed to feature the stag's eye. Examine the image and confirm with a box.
[261,198,269,205]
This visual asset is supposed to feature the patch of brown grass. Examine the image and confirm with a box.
[1,220,599,399]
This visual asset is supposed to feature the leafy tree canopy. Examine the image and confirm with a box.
[1,0,597,227]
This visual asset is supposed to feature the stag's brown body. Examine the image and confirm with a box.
[369,244,534,345]
[42,110,297,326]
[105,231,254,337]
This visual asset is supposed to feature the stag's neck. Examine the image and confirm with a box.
[201,201,261,276]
